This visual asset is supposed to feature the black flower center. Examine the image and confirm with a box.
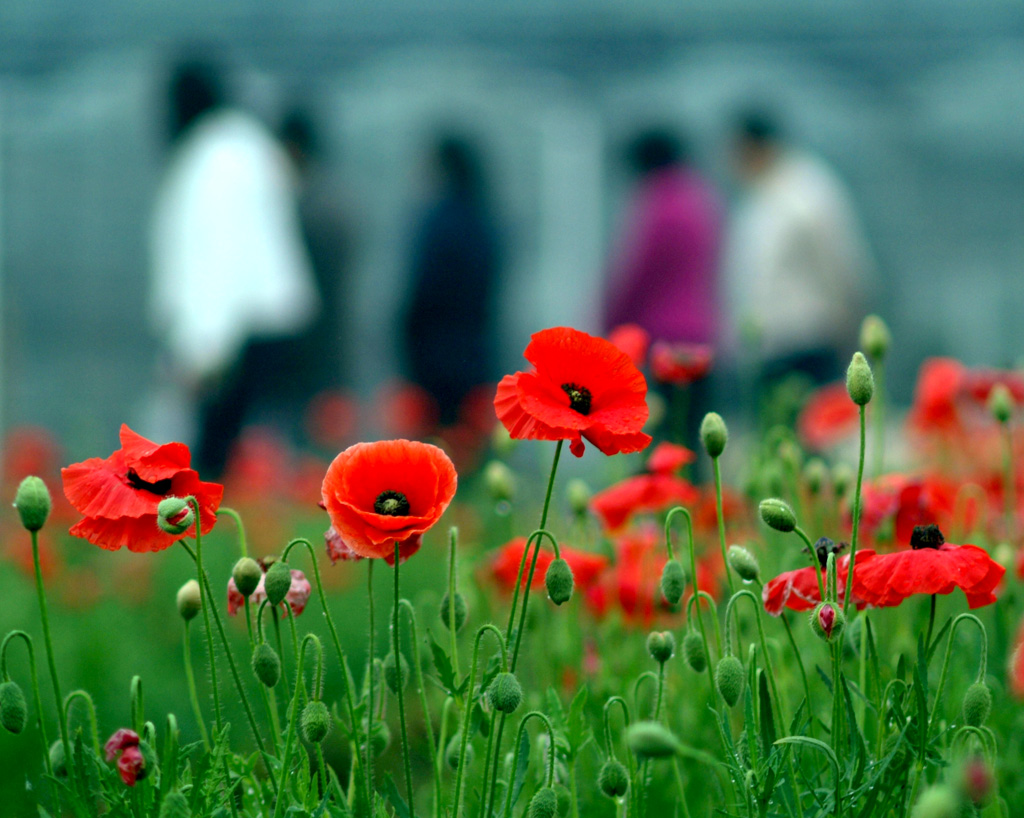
[374,490,410,516]
[126,468,173,496]
[911,524,945,550]
[807,536,847,570]
[561,383,592,415]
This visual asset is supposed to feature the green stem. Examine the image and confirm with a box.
[872,359,885,477]
[671,758,694,818]
[216,506,248,557]
[181,621,210,750]
[501,712,556,818]
[399,598,442,818]
[712,458,735,592]
[273,634,321,818]
[793,526,826,602]
[842,406,867,613]
[447,528,461,686]
[931,614,988,734]
[394,543,416,816]
[29,531,70,759]
[1002,422,1016,544]
[0,630,51,773]
[366,559,377,815]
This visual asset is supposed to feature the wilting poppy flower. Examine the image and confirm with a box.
[227,565,312,617]
[763,541,877,615]
[797,382,859,451]
[494,327,652,458]
[62,424,223,552]
[646,442,695,474]
[649,342,713,385]
[489,537,609,592]
[321,439,457,560]
[608,324,650,368]
[590,474,699,532]
[908,358,966,433]
[324,525,421,566]
[852,524,1004,609]
[105,728,144,787]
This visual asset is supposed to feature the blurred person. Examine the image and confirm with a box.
[149,60,319,477]
[724,109,872,390]
[401,134,501,427]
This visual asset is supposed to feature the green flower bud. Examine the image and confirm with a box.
[263,561,292,607]
[137,740,158,782]
[383,651,410,695]
[777,439,802,473]
[803,458,827,495]
[492,423,515,455]
[157,496,193,535]
[49,740,67,776]
[439,591,468,632]
[682,631,707,673]
[527,786,558,818]
[545,558,574,605]
[484,460,515,502]
[961,682,992,728]
[759,498,796,533]
[365,718,391,756]
[911,784,961,818]
[860,314,891,361]
[811,602,846,643]
[699,412,728,458]
[176,580,202,621]
[251,642,281,688]
[301,700,331,743]
[988,384,1014,425]
[597,758,629,798]
[0,681,28,734]
[727,545,760,582]
[444,732,472,770]
[715,655,745,708]
[565,479,592,516]
[14,476,51,533]
[832,463,854,500]
[232,557,262,598]
[846,352,874,406]
[553,783,571,817]
[487,672,523,714]
[646,631,676,665]
[659,559,686,606]
[626,721,681,759]
[158,791,192,818]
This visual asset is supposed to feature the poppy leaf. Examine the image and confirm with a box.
[758,670,776,753]
[509,720,532,810]
[382,774,411,818]
[567,686,589,757]
[426,630,461,698]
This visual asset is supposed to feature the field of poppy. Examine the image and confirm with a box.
[2,319,1023,818]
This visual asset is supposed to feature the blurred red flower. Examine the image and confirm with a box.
[797,382,859,450]
[607,323,650,367]
[321,439,457,560]
[61,424,222,552]
[649,342,713,385]
[227,565,311,617]
[590,473,699,532]
[646,442,695,474]
[489,536,609,592]
[494,327,651,458]
[858,474,958,547]
[908,358,966,434]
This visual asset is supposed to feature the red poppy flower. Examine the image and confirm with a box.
[489,537,609,592]
[608,323,650,368]
[227,566,311,617]
[105,728,144,787]
[494,327,652,458]
[852,525,1004,609]
[324,525,421,566]
[646,442,695,474]
[908,358,966,433]
[61,424,223,552]
[590,474,699,532]
[321,439,457,560]
[649,342,713,385]
[763,550,876,615]
[797,382,859,451]
[858,474,958,547]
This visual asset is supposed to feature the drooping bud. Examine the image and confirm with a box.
[846,352,874,406]
[646,631,676,665]
[759,498,796,533]
[157,497,193,535]
[483,460,515,502]
[860,315,891,361]
[487,672,523,714]
[366,718,391,756]
[444,732,472,769]
[715,655,745,707]
[263,561,293,607]
[14,476,51,533]
[832,463,853,500]
[383,651,410,695]
[910,784,960,818]
[0,681,28,733]
[811,602,846,643]
[439,592,468,632]
[231,558,262,598]
[803,458,827,495]
[597,758,629,798]
[682,631,707,673]
[158,792,192,818]
[545,558,574,605]
[988,383,1014,425]
[565,479,592,517]
[699,412,728,458]
[961,682,992,727]
[49,740,67,777]
[176,580,202,621]
[301,700,331,743]
[626,721,681,759]
[553,784,571,817]
[727,545,760,583]
[251,642,281,688]
[659,559,686,606]
[527,787,558,818]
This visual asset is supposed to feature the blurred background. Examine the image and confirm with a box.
[1,0,1023,460]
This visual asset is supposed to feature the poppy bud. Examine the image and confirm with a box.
[439,592,468,632]
[14,476,51,533]
[445,732,472,769]
[811,602,845,643]
[833,463,853,500]
[301,700,331,743]
[646,631,676,665]
[176,580,202,621]
[487,672,523,714]
[727,545,760,583]
[527,787,558,818]
[264,561,292,607]
[484,460,516,502]
[157,497,193,535]
[961,682,992,727]
[136,740,158,782]
[803,458,827,495]
[846,352,874,406]
[776,439,802,473]
[715,655,745,707]
[566,479,592,516]
[492,423,515,455]
[699,412,728,458]
[252,642,281,688]
[597,758,629,798]
[383,651,410,695]
[545,558,574,605]
[988,384,1013,425]
[683,631,707,673]
[910,784,960,818]
[0,681,28,734]
[759,498,796,533]
[659,560,686,606]
[49,740,67,777]
[158,792,191,818]
[232,558,262,598]
[860,314,891,361]
[366,718,391,756]
[553,784,571,817]
[626,721,681,759]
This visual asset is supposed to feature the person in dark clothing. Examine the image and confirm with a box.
[402,135,501,426]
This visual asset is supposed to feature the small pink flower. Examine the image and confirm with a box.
[227,565,311,617]
[324,526,422,565]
